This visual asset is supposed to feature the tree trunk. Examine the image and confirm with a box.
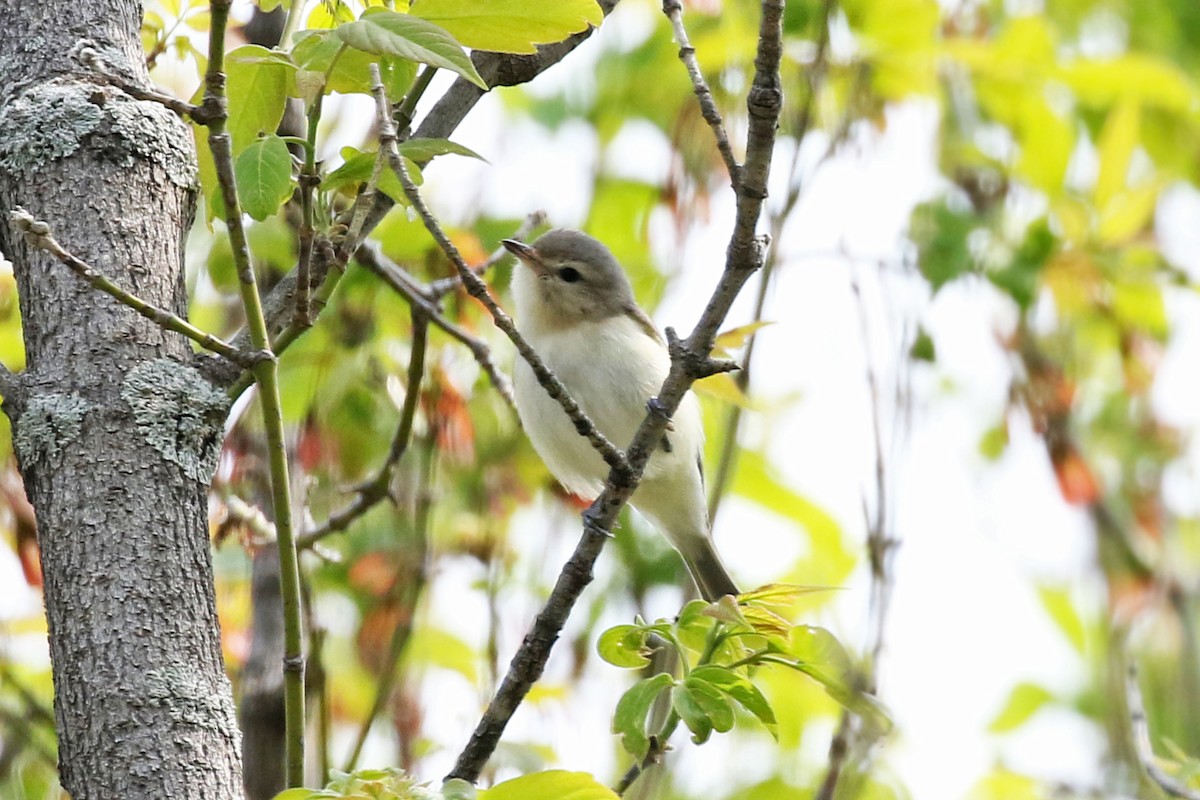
[0,2,243,798]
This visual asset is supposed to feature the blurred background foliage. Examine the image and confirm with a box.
[3,0,1200,798]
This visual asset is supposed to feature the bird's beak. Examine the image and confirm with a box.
[502,239,549,277]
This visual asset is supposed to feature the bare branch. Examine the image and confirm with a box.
[662,0,740,185]
[368,65,626,474]
[355,244,515,407]
[9,208,264,369]
[73,42,202,120]
[426,210,548,299]
[446,0,786,784]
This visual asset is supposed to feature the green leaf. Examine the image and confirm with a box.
[235,135,295,221]
[690,665,778,739]
[682,675,735,734]
[596,624,652,668]
[910,200,974,292]
[292,30,418,98]
[269,790,317,800]
[479,771,618,800]
[335,11,487,89]
[397,137,487,163]
[225,45,292,154]
[786,625,853,700]
[409,0,602,55]
[988,682,1054,733]
[321,147,422,204]
[612,673,673,758]
[671,682,714,744]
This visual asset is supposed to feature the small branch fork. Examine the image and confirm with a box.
[8,208,267,369]
[445,0,786,784]
[366,64,628,475]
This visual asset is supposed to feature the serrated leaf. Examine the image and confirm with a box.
[596,624,652,668]
[397,137,487,163]
[225,45,292,154]
[410,0,602,55]
[479,771,618,800]
[690,665,778,738]
[988,682,1053,733]
[235,135,295,221]
[612,673,673,759]
[335,11,486,89]
[292,31,418,98]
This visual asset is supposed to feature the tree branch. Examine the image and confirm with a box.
[662,0,740,186]
[425,210,547,300]
[354,244,515,407]
[368,65,627,474]
[296,311,428,550]
[446,0,786,784]
[9,208,263,369]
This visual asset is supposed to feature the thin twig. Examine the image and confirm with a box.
[426,210,548,300]
[355,244,515,407]
[73,43,202,120]
[445,0,785,784]
[662,0,740,185]
[9,208,262,368]
[204,0,305,786]
[297,311,429,550]
[1128,663,1200,799]
[367,64,625,472]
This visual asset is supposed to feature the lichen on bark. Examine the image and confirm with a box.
[0,82,197,188]
[12,392,91,468]
[121,358,230,482]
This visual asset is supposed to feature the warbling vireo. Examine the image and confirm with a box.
[502,229,739,601]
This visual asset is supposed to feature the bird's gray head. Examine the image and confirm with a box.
[503,229,638,329]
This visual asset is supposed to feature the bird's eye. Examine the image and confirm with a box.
[558,267,582,283]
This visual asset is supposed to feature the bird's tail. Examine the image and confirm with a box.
[680,539,740,602]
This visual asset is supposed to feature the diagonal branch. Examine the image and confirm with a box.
[662,0,740,185]
[9,208,264,369]
[354,244,515,407]
[446,0,786,784]
[368,65,627,474]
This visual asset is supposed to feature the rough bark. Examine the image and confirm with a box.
[0,2,243,798]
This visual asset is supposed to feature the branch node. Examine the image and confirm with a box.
[281,655,306,674]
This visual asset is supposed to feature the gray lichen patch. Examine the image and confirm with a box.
[0,84,103,171]
[13,393,90,469]
[0,82,197,188]
[122,359,230,483]
[143,664,239,734]
[103,95,198,189]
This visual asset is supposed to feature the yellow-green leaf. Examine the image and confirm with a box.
[1097,180,1161,245]
[335,10,487,89]
[988,682,1053,733]
[714,320,774,350]
[225,45,291,154]
[410,0,603,55]
[480,771,618,800]
[1095,97,1140,208]
[694,372,753,408]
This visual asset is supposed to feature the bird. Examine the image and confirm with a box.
[502,229,739,601]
